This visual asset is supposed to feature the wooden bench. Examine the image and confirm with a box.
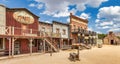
[0,50,9,56]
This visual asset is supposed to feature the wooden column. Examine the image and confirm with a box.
[61,39,63,49]
[29,38,33,55]
[8,38,11,58]
[68,39,69,45]
[43,39,46,53]
[11,38,15,57]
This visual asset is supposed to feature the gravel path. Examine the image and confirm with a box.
[0,45,120,64]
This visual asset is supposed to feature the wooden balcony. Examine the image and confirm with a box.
[0,26,61,38]
[40,32,61,38]
[71,29,96,35]
[0,26,41,38]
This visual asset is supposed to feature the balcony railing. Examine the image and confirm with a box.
[71,29,96,35]
[52,33,61,38]
[0,26,11,35]
[0,25,61,38]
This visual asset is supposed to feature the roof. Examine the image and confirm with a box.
[6,8,39,18]
[70,13,88,23]
[53,21,69,26]
[39,21,52,26]
[0,4,6,8]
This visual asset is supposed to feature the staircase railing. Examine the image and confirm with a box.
[44,37,58,52]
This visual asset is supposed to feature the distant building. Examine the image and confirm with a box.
[103,31,120,45]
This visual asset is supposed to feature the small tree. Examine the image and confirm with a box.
[98,34,106,39]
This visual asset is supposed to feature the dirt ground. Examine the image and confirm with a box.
[0,45,120,64]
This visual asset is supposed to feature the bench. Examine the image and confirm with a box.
[0,50,9,56]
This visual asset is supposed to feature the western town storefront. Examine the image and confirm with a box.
[70,13,97,45]
[0,5,46,57]
[39,21,72,51]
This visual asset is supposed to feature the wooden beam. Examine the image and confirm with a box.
[8,38,11,58]
[29,38,33,56]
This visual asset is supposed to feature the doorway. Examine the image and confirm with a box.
[14,40,21,55]
[110,40,114,45]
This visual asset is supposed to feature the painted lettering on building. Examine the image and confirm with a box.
[13,11,34,24]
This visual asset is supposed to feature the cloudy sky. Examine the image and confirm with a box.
[0,0,120,34]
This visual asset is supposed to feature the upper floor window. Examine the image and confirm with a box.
[74,25,76,29]
[63,29,66,35]
[42,27,45,32]
[56,28,60,33]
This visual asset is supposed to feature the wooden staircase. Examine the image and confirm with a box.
[44,37,58,52]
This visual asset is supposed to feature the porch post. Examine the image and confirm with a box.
[43,39,46,53]
[68,39,69,45]
[8,38,11,58]
[11,38,14,57]
[60,39,63,49]
[29,38,33,55]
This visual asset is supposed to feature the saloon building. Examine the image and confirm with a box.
[0,4,44,57]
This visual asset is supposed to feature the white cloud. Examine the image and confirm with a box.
[87,0,108,8]
[80,13,91,19]
[30,0,108,17]
[29,3,35,7]
[95,19,100,23]
[100,21,113,26]
[102,26,111,29]
[95,6,120,33]
[29,3,44,9]
[88,27,93,31]
[108,28,120,32]
[97,6,120,19]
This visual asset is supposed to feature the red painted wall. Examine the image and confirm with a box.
[6,9,39,35]
[5,39,38,54]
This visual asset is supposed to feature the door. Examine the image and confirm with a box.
[14,41,20,55]
[111,40,114,45]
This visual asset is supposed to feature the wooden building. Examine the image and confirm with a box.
[52,21,71,49]
[69,13,97,45]
[0,4,44,57]
[0,4,97,58]
[103,32,120,45]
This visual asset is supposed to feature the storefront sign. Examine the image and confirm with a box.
[13,11,34,24]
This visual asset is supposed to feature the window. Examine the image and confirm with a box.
[42,27,45,32]
[56,28,60,33]
[0,38,4,50]
[74,25,76,29]
[63,29,66,35]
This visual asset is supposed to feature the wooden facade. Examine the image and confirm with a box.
[0,4,97,59]
[103,32,120,45]
[70,13,97,45]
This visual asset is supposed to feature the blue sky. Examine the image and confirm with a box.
[0,0,120,34]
